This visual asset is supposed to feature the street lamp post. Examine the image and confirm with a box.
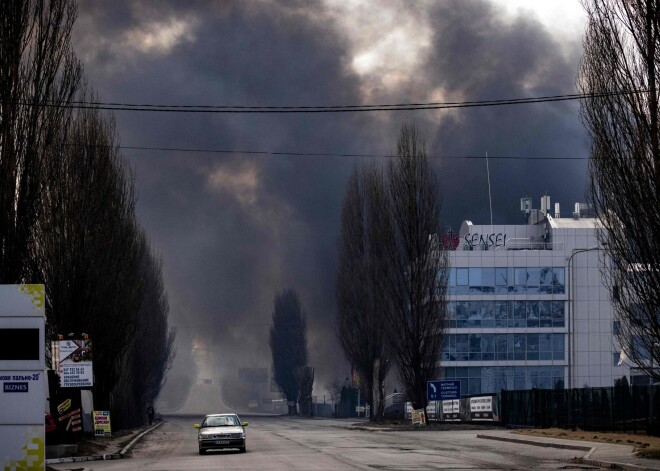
[566,244,605,430]
[567,245,605,390]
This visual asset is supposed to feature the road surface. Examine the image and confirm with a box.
[49,415,604,470]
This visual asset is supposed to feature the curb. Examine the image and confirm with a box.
[350,426,389,432]
[572,457,660,471]
[45,421,163,465]
[477,433,660,471]
[120,421,164,456]
[476,433,593,452]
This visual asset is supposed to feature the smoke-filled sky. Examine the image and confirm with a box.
[72,0,589,395]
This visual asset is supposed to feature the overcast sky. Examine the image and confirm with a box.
[72,0,590,397]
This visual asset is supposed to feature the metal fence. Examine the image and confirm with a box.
[501,385,660,435]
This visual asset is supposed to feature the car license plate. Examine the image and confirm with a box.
[215,440,229,444]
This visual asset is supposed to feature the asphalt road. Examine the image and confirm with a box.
[50,415,604,470]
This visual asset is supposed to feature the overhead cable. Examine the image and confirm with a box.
[16,89,643,114]
[69,144,588,160]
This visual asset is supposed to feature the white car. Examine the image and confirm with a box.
[194,413,248,454]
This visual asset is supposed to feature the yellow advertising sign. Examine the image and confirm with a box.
[92,411,111,437]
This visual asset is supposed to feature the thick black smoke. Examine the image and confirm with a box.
[72,0,588,400]
[421,1,588,226]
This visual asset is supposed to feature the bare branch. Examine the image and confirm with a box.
[579,0,660,378]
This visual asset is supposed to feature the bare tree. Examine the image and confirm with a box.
[1,1,174,430]
[34,96,147,422]
[269,289,309,415]
[0,0,82,284]
[380,124,448,412]
[578,0,660,377]
[336,163,391,421]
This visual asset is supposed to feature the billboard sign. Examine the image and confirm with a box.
[442,399,460,421]
[469,396,494,421]
[53,339,93,388]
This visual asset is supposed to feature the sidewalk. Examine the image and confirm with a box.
[45,421,163,467]
[477,429,660,471]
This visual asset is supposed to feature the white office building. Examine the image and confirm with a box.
[440,196,633,395]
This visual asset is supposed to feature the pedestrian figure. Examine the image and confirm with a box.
[147,406,154,425]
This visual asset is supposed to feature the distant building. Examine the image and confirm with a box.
[439,196,634,395]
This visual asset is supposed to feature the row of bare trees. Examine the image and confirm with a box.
[0,0,174,428]
[336,124,448,421]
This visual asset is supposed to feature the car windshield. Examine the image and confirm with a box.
[203,415,239,427]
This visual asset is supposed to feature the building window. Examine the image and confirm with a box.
[539,334,553,361]
[526,268,540,294]
[553,268,565,294]
[447,301,565,328]
[443,365,566,394]
[442,333,565,361]
[495,268,508,293]
[456,302,468,328]
[494,301,507,327]
[447,267,565,295]
[481,268,495,293]
[455,268,469,294]
[526,302,540,327]
[469,268,482,293]
[539,301,552,327]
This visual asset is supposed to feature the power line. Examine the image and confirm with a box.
[16,89,643,114]
[69,143,589,160]
[111,145,588,160]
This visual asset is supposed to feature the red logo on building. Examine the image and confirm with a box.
[442,230,460,250]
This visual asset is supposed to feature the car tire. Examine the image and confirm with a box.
[199,448,206,455]
[239,446,246,453]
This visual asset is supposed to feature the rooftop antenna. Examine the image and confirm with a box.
[486,151,493,228]
[520,196,532,223]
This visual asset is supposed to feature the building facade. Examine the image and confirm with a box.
[440,197,632,395]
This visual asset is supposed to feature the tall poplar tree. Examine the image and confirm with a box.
[270,289,308,415]
[336,163,390,421]
[380,124,448,412]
